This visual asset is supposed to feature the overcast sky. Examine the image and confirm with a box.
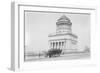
[25,11,90,52]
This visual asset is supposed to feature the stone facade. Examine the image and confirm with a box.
[48,15,78,53]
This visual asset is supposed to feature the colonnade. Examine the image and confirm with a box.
[50,41,66,49]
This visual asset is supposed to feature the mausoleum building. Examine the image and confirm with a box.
[48,15,78,53]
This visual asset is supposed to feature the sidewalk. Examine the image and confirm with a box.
[25,52,90,61]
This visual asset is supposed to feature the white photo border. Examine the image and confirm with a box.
[11,2,97,71]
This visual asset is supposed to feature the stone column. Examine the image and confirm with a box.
[58,42,60,48]
[64,40,66,50]
[61,41,62,49]
[52,42,53,49]
[52,42,54,49]
[58,41,59,49]
[59,42,60,49]
[55,42,56,49]
[53,42,54,49]
[56,42,58,49]
[54,42,55,49]
[62,41,64,49]
[64,41,65,49]
[50,42,51,49]
[51,42,52,49]
[56,41,58,49]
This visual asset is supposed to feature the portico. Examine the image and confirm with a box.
[50,40,65,49]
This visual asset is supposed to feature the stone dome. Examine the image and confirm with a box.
[56,15,72,25]
[58,15,70,21]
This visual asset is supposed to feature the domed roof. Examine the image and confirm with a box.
[56,15,72,25]
[58,15,70,21]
